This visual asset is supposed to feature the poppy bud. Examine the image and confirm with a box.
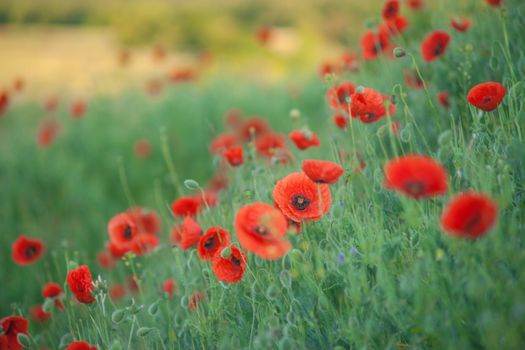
[289,108,300,120]
[17,333,30,347]
[148,301,160,316]
[183,179,200,190]
[59,333,74,348]
[137,327,155,337]
[111,309,127,323]
[220,246,231,258]
[393,47,406,58]
[42,298,54,313]
[109,340,123,350]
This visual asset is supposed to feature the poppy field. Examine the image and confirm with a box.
[1,0,525,349]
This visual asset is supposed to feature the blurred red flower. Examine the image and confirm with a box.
[240,117,270,141]
[42,282,64,310]
[171,216,202,250]
[255,132,287,159]
[66,341,98,350]
[188,291,205,312]
[223,146,244,166]
[212,245,247,283]
[0,91,9,117]
[351,88,396,123]
[0,316,29,350]
[171,196,202,217]
[451,18,472,32]
[333,114,348,129]
[11,235,45,265]
[70,100,87,119]
[441,192,498,238]
[302,160,344,184]
[382,0,400,20]
[288,130,320,150]
[384,155,448,199]
[37,119,61,149]
[235,202,291,260]
[162,278,179,298]
[197,226,231,261]
[361,31,390,60]
[421,30,451,63]
[437,91,450,109]
[30,305,51,323]
[327,82,356,112]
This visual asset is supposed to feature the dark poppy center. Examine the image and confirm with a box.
[123,225,133,240]
[25,245,37,258]
[386,4,396,15]
[204,237,216,250]
[231,255,241,267]
[338,91,349,104]
[433,43,444,55]
[463,213,481,234]
[254,225,269,236]
[482,96,493,104]
[291,194,311,210]
[404,181,426,196]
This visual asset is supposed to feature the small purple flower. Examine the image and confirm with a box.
[339,200,345,208]
[350,246,359,256]
[336,253,346,264]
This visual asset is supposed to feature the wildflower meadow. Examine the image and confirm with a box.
[1,0,524,349]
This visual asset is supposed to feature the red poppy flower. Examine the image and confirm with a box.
[171,196,202,217]
[11,235,45,265]
[188,291,205,311]
[197,226,231,260]
[407,0,423,10]
[379,16,410,36]
[37,119,61,149]
[302,160,344,184]
[66,341,98,350]
[107,213,139,248]
[30,304,51,323]
[212,245,247,283]
[350,88,396,123]
[467,82,506,111]
[333,114,348,129]
[361,31,389,60]
[240,117,270,141]
[70,100,87,119]
[256,26,273,45]
[485,0,503,7]
[437,91,450,109]
[42,282,64,310]
[109,241,128,259]
[96,249,115,269]
[109,284,127,301]
[451,18,472,32]
[421,30,451,63]
[235,203,291,259]
[130,234,159,255]
[66,265,95,304]
[288,130,320,150]
[340,52,359,72]
[382,0,400,20]
[0,91,9,117]
[169,68,197,83]
[0,316,28,350]
[327,82,356,112]
[126,208,161,234]
[384,155,448,199]
[171,216,202,250]
[255,132,287,159]
[134,139,151,158]
[223,146,244,166]
[441,192,498,239]
[209,133,239,155]
[404,69,424,90]
[273,172,332,222]
[162,278,179,297]
[318,61,339,78]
